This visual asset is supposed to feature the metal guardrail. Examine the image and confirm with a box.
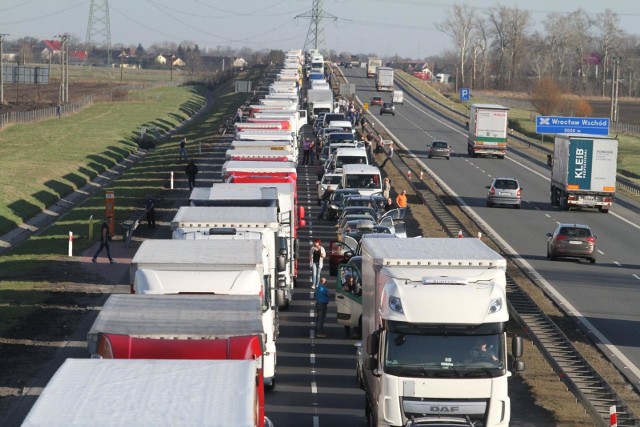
[394,74,640,197]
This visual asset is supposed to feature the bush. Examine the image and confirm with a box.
[531,79,563,115]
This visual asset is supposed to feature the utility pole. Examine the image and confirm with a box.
[610,56,620,123]
[0,33,8,105]
[57,34,70,104]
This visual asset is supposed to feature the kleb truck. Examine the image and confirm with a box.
[358,238,523,427]
[87,294,267,419]
[550,134,618,213]
[22,359,273,427]
[130,239,279,388]
[468,104,509,159]
[376,66,394,92]
[367,57,382,78]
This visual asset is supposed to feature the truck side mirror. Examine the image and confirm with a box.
[277,255,287,272]
[512,335,523,358]
[366,332,379,356]
[364,356,378,371]
[513,360,525,374]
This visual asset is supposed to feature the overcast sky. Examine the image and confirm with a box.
[2,0,640,58]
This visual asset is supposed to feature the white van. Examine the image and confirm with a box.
[393,90,404,104]
[341,164,382,196]
[329,147,368,173]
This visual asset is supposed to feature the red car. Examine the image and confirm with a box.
[370,96,383,106]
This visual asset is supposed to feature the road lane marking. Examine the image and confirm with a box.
[310,353,315,364]
[633,274,640,280]
[614,261,622,267]
[311,381,318,394]
[597,250,604,255]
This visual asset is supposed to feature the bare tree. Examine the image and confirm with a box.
[564,9,593,93]
[486,5,530,89]
[527,32,552,82]
[436,3,476,88]
[595,9,623,96]
[504,6,530,89]
[470,16,490,89]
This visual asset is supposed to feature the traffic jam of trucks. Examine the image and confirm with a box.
[25,47,623,426]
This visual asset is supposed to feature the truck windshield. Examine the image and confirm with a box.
[384,332,505,378]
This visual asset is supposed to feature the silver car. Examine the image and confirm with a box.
[427,140,451,160]
[546,223,597,263]
[486,177,522,208]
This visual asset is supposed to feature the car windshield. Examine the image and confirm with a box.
[494,179,518,190]
[384,333,505,378]
[336,156,367,167]
[324,175,342,184]
[328,134,355,144]
[345,174,381,190]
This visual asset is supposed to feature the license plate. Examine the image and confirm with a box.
[569,241,582,245]
[499,192,507,196]
[583,196,596,203]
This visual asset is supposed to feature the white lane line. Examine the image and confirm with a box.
[597,250,605,255]
[614,261,622,267]
[313,416,320,427]
[633,274,640,280]
[310,353,315,364]
[310,309,315,317]
[545,214,551,218]
[310,329,315,339]
[311,381,318,394]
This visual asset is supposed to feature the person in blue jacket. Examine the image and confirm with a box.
[314,277,330,338]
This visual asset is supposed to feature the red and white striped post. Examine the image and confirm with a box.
[407,170,412,180]
[610,405,617,427]
[419,170,424,180]
[477,232,482,240]
[68,232,73,257]
[170,171,174,189]
[457,230,463,238]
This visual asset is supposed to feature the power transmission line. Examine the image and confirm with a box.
[86,0,112,65]
[296,0,336,52]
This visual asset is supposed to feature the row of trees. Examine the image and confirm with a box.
[436,4,637,97]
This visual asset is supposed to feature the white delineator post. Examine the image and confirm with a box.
[170,171,174,189]
[68,232,73,257]
[610,405,617,427]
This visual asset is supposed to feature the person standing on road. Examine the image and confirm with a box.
[185,160,199,191]
[310,239,326,289]
[92,217,115,264]
[145,196,156,229]
[302,138,310,165]
[396,190,408,209]
[179,137,188,160]
[314,277,330,338]
[387,142,394,159]
[382,177,391,199]
[317,187,334,220]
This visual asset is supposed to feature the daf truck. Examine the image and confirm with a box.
[358,238,523,427]
[468,104,509,158]
[550,134,618,213]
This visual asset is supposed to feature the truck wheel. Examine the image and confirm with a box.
[498,155,505,159]
[265,378,275,391]
[599,207,609,213]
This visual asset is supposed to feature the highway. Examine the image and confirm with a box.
[341,65,640,388]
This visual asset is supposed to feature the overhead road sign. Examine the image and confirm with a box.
[536,116,609,135]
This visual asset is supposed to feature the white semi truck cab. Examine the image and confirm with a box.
[358,238,524,427]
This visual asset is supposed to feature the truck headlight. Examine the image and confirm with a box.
[389,296,404,314]
[488,297,503,314]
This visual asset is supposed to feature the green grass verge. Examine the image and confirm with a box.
[397,70,640,181]
[0,85,206,236]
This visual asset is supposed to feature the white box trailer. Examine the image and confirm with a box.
[130,239,278,387]
[358,238,522,427]
[22,359,269,427]
[550,134,618,212]
[189,183,304,307]
[87,294,265,356]
[468,104,509,159]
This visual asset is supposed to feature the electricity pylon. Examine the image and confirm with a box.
[85,0,112,64]
[297,0,337,52]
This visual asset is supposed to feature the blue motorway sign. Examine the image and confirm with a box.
[536,116,609,135]
[460,88,470,101]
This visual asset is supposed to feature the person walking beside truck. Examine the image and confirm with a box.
[185,160,198,191]
[179,137,187,160]
[92,217,115,264]
[310,239,326,289]
[145,196,156,229]
[302,138,311,165]
[314,277,330,338]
